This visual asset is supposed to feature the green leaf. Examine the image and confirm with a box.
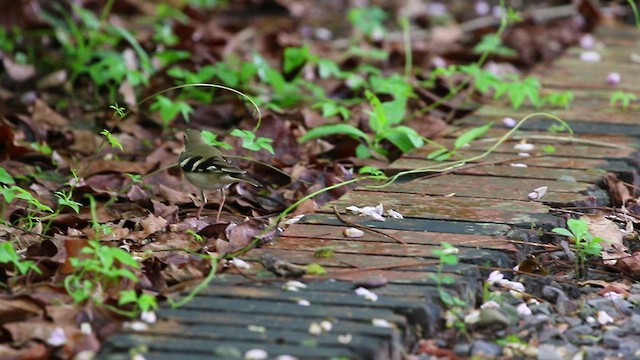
[313,246,336,258]
[552,228,574,238]
[453,123,492,150]
[317,59,342,78]
[111,248,140,268]
[305,263,327,275]
[299,123,369,143]
[137,294,157,311]
[118,290,138,305]
[0,167,15,185]
[383,126,424,153]
[355,144,372,159]
[100,129,123,151]
[283,45,311,74]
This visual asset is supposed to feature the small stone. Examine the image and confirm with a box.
[602,331,621,349]
[537,344,565,360]
[584,347,607,360]
[566,324,599,345]
[542,285,566,302]
[471,340,502,358]
[521,314,549,331]
[556,298,578,316]
[453,342,471,356]
[477,308,511,329]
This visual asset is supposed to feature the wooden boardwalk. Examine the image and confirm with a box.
[98,25,640,359]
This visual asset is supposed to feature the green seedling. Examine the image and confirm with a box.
[430,242,466,331]
[610,91,637,110]
[305,263,327,275]
[347,5,388,40]
[552,218,604,278]
[473,34,517,57]
[0,241,41,276]
[544,90,574,109]
[186,229,203,243]
[313,246,336,258]
[428,123,492,161]
[100,129,123,151]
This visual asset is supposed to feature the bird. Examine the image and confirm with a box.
[179,129,260,222]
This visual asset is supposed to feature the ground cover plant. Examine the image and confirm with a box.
[0,0,637,358]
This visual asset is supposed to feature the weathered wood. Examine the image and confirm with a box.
[388,159,608,183]
[282,223,516,250]
[300,213,512,235]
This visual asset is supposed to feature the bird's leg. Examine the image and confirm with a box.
[196,189,206,219]
[215,188,225,223]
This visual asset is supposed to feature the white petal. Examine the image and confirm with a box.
[597,310,614,325]
[503,117,517,128]
[355,287,378,302]
[372,319,392,328]
[386,209,404,219]
[369,212,386,222]
[517,303,532,316]
[308,322,322,335]
[337,333,353,344]
[514,143,534,152]
[297,299,311,306]
[276,356,298,360]
[284,214,305,225]
[464,310,480,324]
[510,163,528,168]
[47,327,67,346]
[232,258,251,269]
[141,311,156,324]
[343,227,364,238]
[320,320,333,332]
[534,186,548,198]
[486,270,503,284]
[480,300,500,309]
[245,349,268,360]
[580,51,601,62]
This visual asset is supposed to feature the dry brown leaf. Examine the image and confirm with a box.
[583,214,627,265]
[2,57,35,82]
[0,296,44,324]
[605,173,633,207]
[32,99,69,128]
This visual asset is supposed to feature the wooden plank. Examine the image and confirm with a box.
[358,183,597,208]
[160,308,398,337]
[282,223,516,250]
[408,138,638,160]
[300,213,513,235]
[326,190,550,212]
[388,152,631,172]
[474,105,640,126]
[249,247,515,273]
[99,334,357,360]
[387,159,608,183]
[321,192,558,225]
[180,295,408,324]
[399,174,593,192]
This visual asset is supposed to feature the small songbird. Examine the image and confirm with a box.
[179,129,260,222]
